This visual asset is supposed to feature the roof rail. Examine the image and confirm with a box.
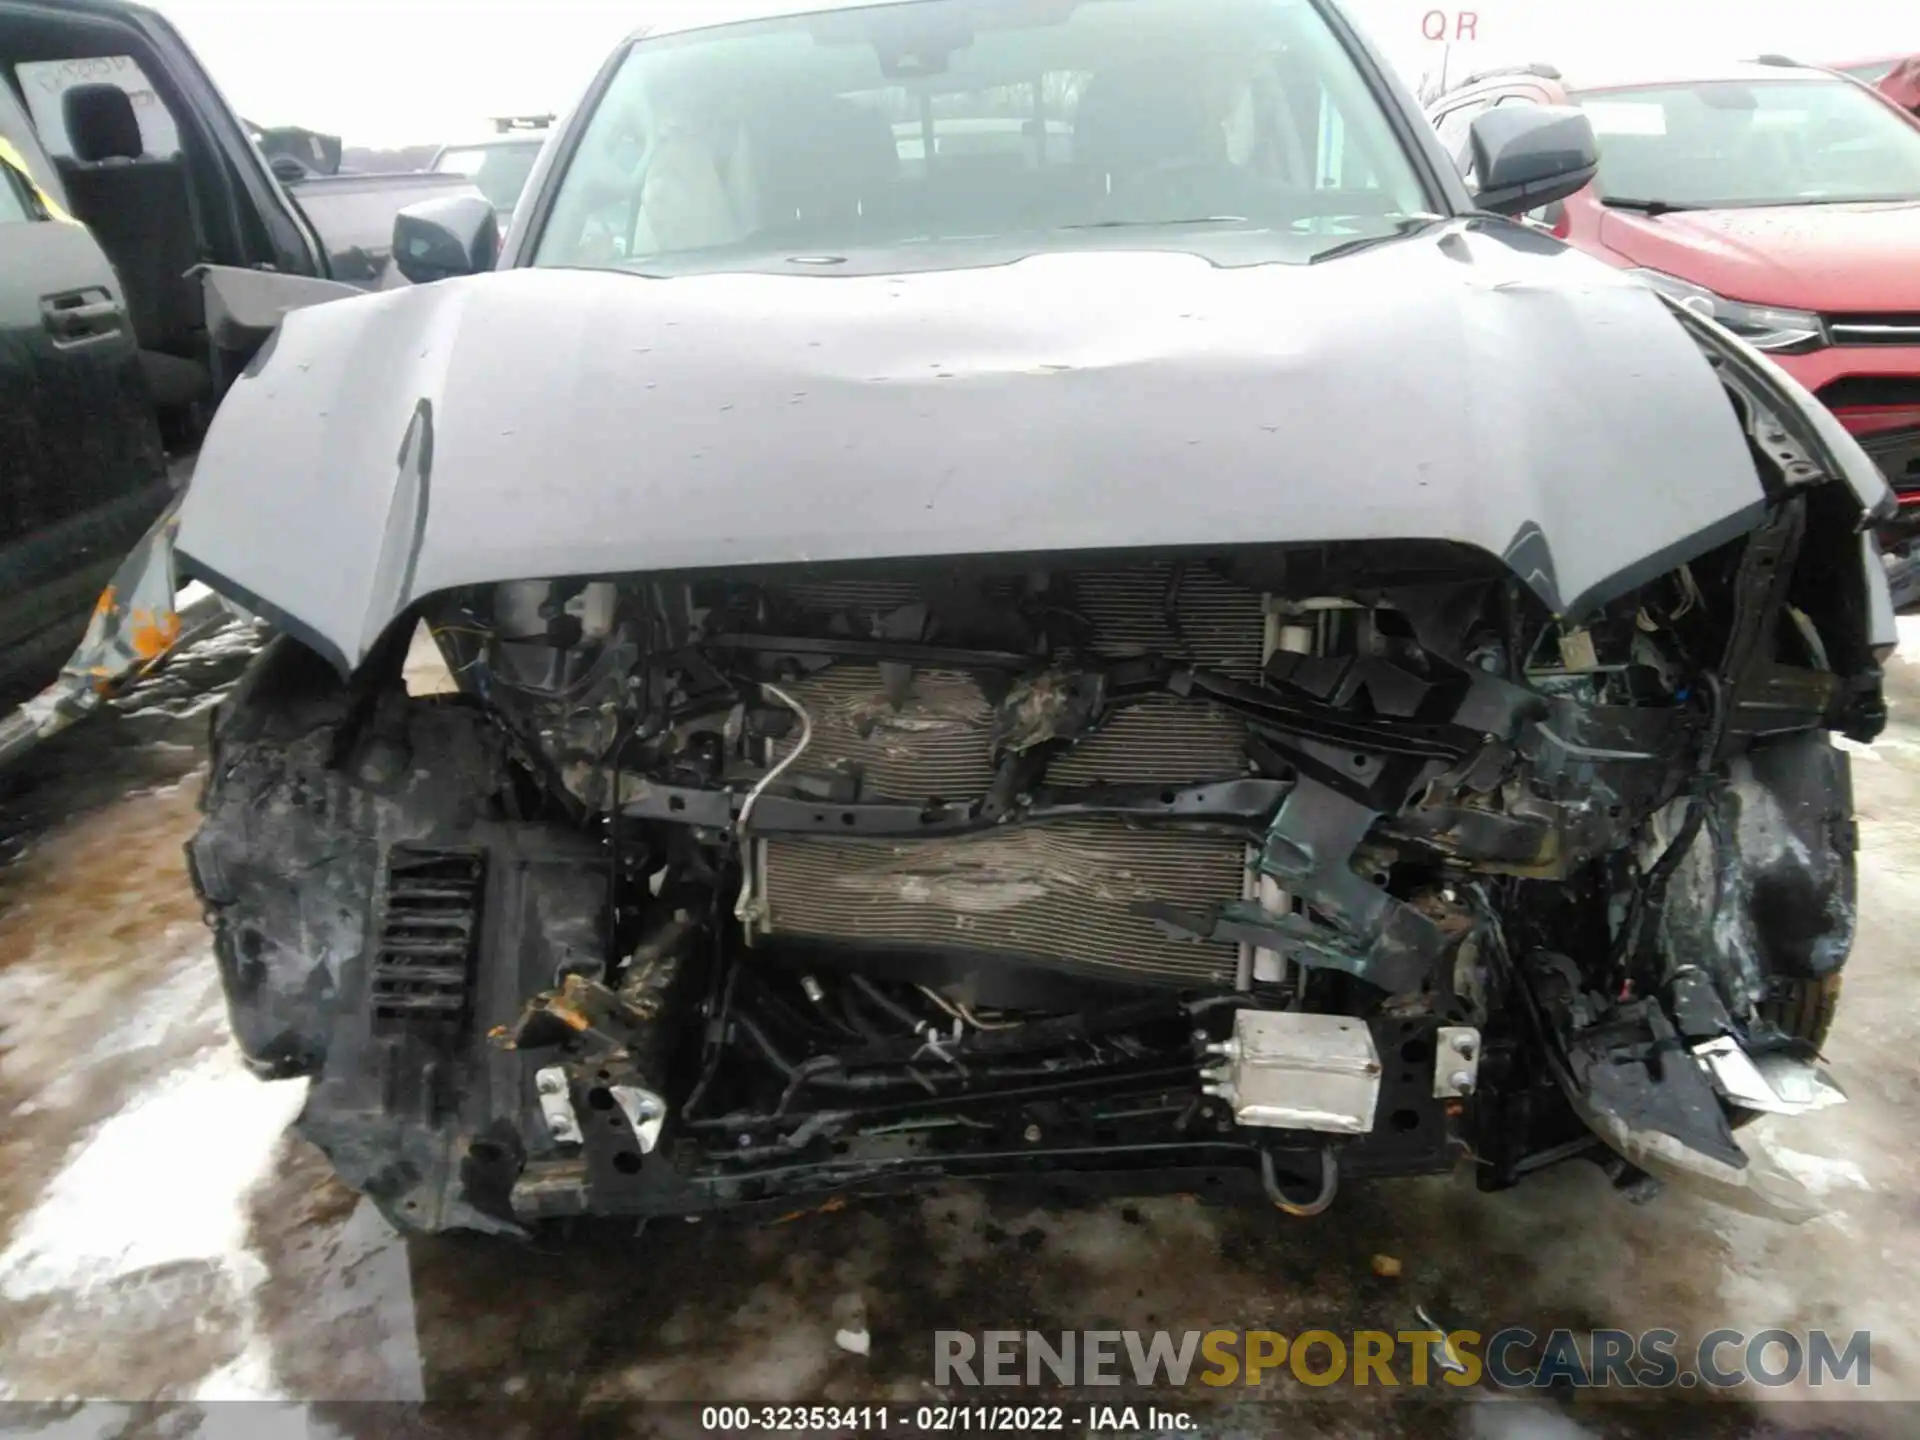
[1752,53,1802,68]
[490,113,555,134]
[1453,62,1563,91]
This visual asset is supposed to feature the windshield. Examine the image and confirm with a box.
[532,0,1432,275]
[434,141,543,211]
[1574,78,1920,209]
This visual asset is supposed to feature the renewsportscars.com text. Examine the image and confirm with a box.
[934,1327,1872,1390]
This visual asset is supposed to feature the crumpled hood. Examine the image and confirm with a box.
[1599,200,1920,311]
[177,226,1767,674]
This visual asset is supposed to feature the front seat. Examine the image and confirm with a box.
[637,132,748,253]
[55,83,210,412]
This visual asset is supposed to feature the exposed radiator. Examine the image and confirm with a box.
[1046,698,1248,787]
[770,563,1263,800]
[775,664,996,801]
[1067,562,1266,675]
[755,564,1264,985]
[760,822,1245,986]
[773,673,1249,798]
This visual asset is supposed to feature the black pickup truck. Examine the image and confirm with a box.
[0,0,473,702]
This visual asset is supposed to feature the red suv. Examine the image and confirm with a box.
[1876,57,1920,117]
[1832,55,1920,115]
[1428,60,1920,522]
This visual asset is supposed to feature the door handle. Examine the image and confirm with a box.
[41,290,124,341]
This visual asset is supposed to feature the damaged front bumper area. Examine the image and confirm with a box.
[187,359,1888,1238]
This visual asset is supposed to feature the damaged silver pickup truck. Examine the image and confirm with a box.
[156,0,1901,1233]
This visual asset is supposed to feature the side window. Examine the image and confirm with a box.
[0,78,64,205]
[540,79,650,265]
[1,96,54,223]
[0,162,33,223]
[15,55,183,159]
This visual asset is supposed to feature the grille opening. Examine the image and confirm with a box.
[370,846,485,1038]
[1823,317,1920,348]
[1817,376,1920,410]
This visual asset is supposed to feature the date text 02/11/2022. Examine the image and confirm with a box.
[698,1406,1188,1433]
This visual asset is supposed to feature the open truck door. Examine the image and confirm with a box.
[0,78,171,703]
[0,0,447,765]
[0,263,359,766]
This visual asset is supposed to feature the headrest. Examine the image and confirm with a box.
[64,83,143,163]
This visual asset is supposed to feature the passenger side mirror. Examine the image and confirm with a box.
[1467,105,1598,217]
[393,195,500,284]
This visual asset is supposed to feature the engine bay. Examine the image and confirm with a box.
[187,368,1883,1234]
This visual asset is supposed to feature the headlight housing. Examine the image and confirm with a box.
[1626,269,1826,354]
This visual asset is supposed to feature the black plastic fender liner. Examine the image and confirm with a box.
[1650,729,1858,1021]
[1737,732,1858,982]
[187,634,518,1075]
[189,635,611,1232]
[188,636,370,1077]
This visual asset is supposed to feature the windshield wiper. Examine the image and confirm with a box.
[1600,198,1697,216]
[1057,216,1249,230]
[1307,215,1443,264]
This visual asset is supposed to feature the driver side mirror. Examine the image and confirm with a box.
[1468,105,1598,217]
[393,195,500,284]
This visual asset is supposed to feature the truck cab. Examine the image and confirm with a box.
[0,79,167,695]
[0,0,476,702]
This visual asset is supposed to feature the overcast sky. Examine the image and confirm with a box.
[149,0,1915,145]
